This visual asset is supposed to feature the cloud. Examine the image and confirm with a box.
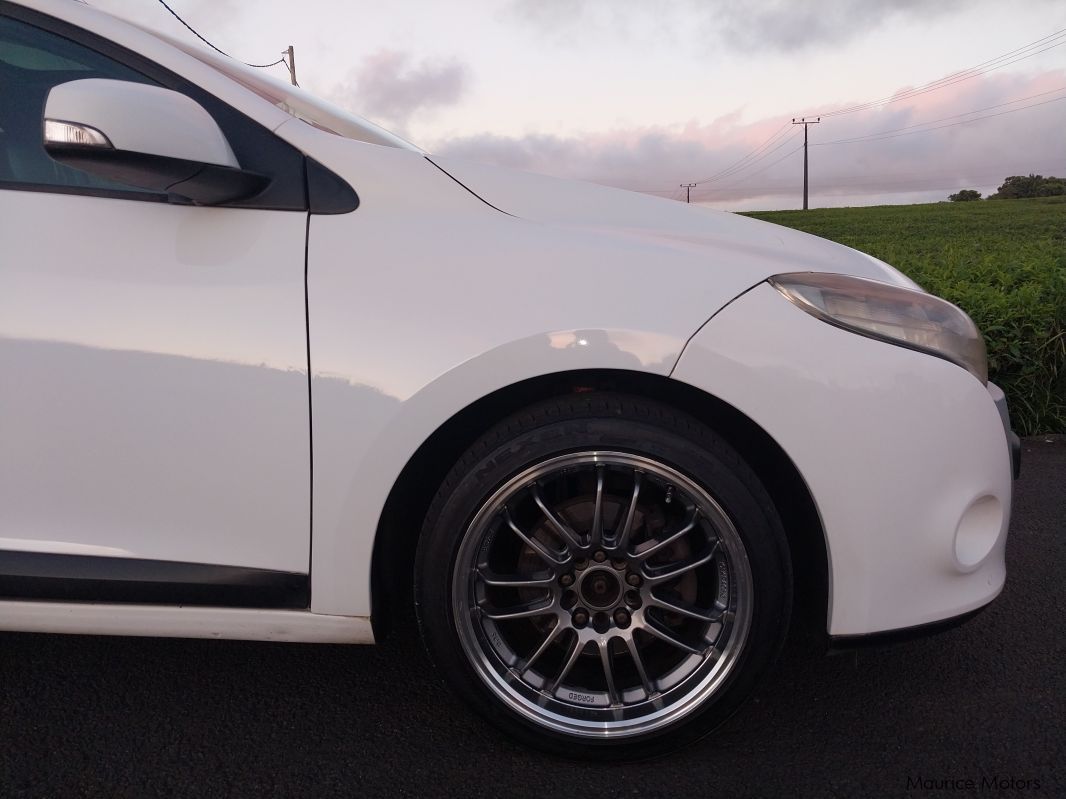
[504,0,646,45]
[506,0,1002,53]
[708,0,964,53]
[330,50,469,129]
[431,71,1066,209]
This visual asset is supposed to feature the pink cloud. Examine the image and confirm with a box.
[433,70,1066,209]
[330,50,470,131]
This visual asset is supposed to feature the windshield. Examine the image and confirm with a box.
[154,30,421,151]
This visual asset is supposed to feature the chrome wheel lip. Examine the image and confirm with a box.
[452,450,754,740]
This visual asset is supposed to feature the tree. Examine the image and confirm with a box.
[948,189,981,202]
[988,174,1066,199]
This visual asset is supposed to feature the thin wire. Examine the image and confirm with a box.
[909,28,1066,89]
[685,27,1066,188]
[694,124,792,184]
[692,121,792,184]
[699,143,805,196]
[155,0,287,68]
[701,167,1066,196]
[814,95,1066,146]
[806,165,1064,188]
[697,129,803,186]
[818,30,1066,117]
[709,89,1064,195]
[814,86,1066,144]
[816,30,1066,118]
[684,129,801,190]
[704,179,1054,199]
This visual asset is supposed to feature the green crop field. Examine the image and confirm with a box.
[744,196,1066,434]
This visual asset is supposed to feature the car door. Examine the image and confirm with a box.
[0,11,311,605]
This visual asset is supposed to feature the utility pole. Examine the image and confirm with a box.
[680,183,696,203]
[283,45,298,86]
[791,117,820,210]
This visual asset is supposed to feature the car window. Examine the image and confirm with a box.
[0,15,158,193]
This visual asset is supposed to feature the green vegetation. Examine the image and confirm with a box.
[989,174,1066,200]
[744,196,1066,434]
[949,189,982,202]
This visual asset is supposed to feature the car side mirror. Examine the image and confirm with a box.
[43,78,269,205]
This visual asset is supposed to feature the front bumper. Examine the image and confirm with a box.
[828,383,1020,648]
[672,283,1014,637]
[827,604,989,651]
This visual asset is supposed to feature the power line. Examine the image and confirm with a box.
[155,0,287,69]
[793,165,1064,189]
[691,170,1066,199]
[644,161,1066,201]
[815,27,1066,119]
[685,161,1066,201]
[695,181,1044,200]
[694,128,803,186]
[691,121,792,184]
[814,86,1066,145]
[829,163,1066,183]
[691,77,1064,202]
[910,28,1066,90]
[659,27,1066,203]
[701,143,806,195]
[678,88,1060,200]
[683,25,1066,201]
[814,94,1066,146]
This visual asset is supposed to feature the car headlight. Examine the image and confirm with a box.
[769,271,987,384]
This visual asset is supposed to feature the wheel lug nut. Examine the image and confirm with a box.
[593,550,607,563]
[624,590,642,609]
[572,609,589,627]
[626,572,642,587]
[611,558,627,570]
[613,609,630,628]
[575,558,589,571]
[559,573,574,587]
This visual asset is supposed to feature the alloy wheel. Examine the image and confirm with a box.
[452,451,754,739]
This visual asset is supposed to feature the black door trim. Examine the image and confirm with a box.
[0,550,309,609]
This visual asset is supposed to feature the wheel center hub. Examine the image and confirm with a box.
[578,567,622,610]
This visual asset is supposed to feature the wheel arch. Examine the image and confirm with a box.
[369,369,829,644]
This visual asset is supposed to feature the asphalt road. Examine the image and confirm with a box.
[1,438,1063,798]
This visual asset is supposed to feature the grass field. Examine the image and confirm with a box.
[744,196,1066,434]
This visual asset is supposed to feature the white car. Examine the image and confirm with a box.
[0,0,1019,757]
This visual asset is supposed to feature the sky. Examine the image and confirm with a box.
[92,0,1066,211]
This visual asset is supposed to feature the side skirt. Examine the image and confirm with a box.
[0,601,373,644]
[0,550,308,609]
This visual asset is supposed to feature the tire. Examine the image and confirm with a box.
[415,393,791,758]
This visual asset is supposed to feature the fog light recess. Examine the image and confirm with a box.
[953,495,1003,569]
